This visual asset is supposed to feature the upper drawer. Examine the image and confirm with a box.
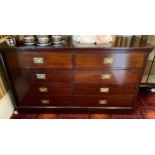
[5,52,73,69]
[19,68,73,83]
[75,70,140,84]
[75,53,145,69]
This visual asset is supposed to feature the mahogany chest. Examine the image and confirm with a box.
[0,44,152,113]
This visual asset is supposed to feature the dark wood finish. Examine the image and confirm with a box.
[75,96,134,107]
[17,107,133,114]
[75,52,145,69]
[10,81,73,98]
[75,70,140,84]
[75,84,136,95]
[0,38,152,113]
[10,68,73,83]
[26,83,73,96]
[5,52,73,69]
[21,96,73,106]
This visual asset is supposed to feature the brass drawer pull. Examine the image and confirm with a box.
[41,99,50,104]
[100,88,109,93]
[99,100,107,105]
[33,57,44,64]
[101,74,111,79]
[36,74,46,79]
[39,87,48,92]
[103,58,113,64]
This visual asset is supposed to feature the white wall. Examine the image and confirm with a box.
[147,36,155,45]
[0,92,14,119]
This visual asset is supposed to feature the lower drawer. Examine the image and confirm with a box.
[75,96,134,107]
[26,83,73,96]
[21,96,73,106]
[75,85,136,95]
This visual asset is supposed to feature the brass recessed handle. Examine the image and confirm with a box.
[103,58,113,64]
[99,100,107,105]
[39,87,48,92]
[41,99,50,104]
[101,74,111,79]
[33,57,44,64]
[100,88,109,93]
[36,74,46,79]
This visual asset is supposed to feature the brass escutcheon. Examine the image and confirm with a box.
[101,74,111,79]
[100,88,109,93]
[36,74,46,79]
[99,100,107,105]
[103,57,113,64]
[33,57,44,64]
[41,99,50,104]
[39,87,48,92]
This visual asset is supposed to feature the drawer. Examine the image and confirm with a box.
[75,96,134,107]
[75,85,136,95]
[75,53,144,69]
[75,70,140,84]
[26,83,73,96]
[5,52,73,69]
[20,68,73,83]
[21,96,73,106]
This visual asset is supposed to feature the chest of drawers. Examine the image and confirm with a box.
[0,45,152,113]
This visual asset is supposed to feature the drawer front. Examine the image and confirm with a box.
[75,53,144,69]
[75,85,136,95]
[75,96,133,107]
[21,96,73,106]
[27,83,73,95]
[75,70,140,84]
[5,52,73,69]
[20,68,73,83]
